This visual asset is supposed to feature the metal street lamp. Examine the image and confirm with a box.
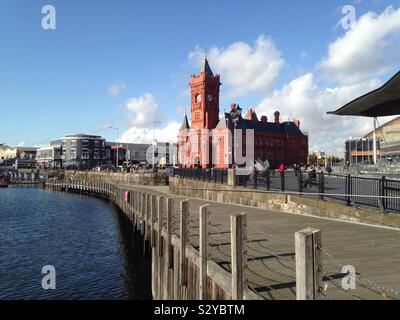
[108,126,120,168]
[152,120,163,169]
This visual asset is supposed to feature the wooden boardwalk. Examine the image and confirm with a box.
[134,185,400,300]
[45,180,400,300]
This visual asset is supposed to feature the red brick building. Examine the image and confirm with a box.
[178,58,308,169]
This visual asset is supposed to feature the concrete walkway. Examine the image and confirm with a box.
[131,185,400,300]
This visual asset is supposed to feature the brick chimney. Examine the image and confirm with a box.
[274,111,280,124]
[294,120,301,128]
[230,103,236,111]
[246,108,254,120]
[261,116,268,123]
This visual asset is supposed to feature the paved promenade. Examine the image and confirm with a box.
[131,185,400,300]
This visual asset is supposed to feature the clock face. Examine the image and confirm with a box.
[208,94,213,102]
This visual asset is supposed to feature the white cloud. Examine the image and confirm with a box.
[256,73,392,156]
[107,82,126,96]
[188,35,284,98]
[119,121,181,144]
[319,6,400,84]
[125,93,164,127]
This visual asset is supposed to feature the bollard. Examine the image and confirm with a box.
[230,213,247,300]
[199,204,210,300]
[179,200,189,286]
[295,228,323,300]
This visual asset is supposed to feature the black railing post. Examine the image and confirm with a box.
[298,169,303,193]
[254,171,258,190]
[346,174,352,206]
[202,169,205,182]
[208,169,211,182]
[214,169,217,184]
[280,171,285,192]
[266,170,271,191]
[244,174,247,188]
[221,170,225,184]
[319,172,325,200]
[380,176,386,211]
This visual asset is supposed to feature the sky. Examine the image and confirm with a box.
[1,0,400,156]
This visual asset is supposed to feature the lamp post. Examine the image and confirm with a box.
[152,120,163,169]
[373,118,377,165]
[108,126,120,168]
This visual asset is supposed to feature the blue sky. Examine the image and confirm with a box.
[1,0,400,155]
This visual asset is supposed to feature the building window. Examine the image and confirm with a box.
[70,148,77,159]
[93,149,100,159]
[83,140,89,147]
[82,150,89,159]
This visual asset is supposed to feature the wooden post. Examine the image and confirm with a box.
[295,227,323,300]
[133,191,140,230]
[141,193,149,235]
[145,194,150,239]
[166,198,173,269]
[199,204,210,300]
[164,197,174,300]
[151,194,157,248]
[132,191,137,214]
[131,190,134,223]
[180,200,189,286]
[139,191,143,225]
[157,196,164,257]
[231,213,247,300]
[157,196,165,300]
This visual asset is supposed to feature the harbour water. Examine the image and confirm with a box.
[0,186,151,300]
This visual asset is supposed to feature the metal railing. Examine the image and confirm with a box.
[173,168,228,184]
[172,168,400,213]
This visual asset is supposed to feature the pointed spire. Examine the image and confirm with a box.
[180,111,190,131]
[201,57,214,76]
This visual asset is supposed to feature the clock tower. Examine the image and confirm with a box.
[190,58,221,129]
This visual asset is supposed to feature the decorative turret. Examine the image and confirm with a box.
[180,113,190,131]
